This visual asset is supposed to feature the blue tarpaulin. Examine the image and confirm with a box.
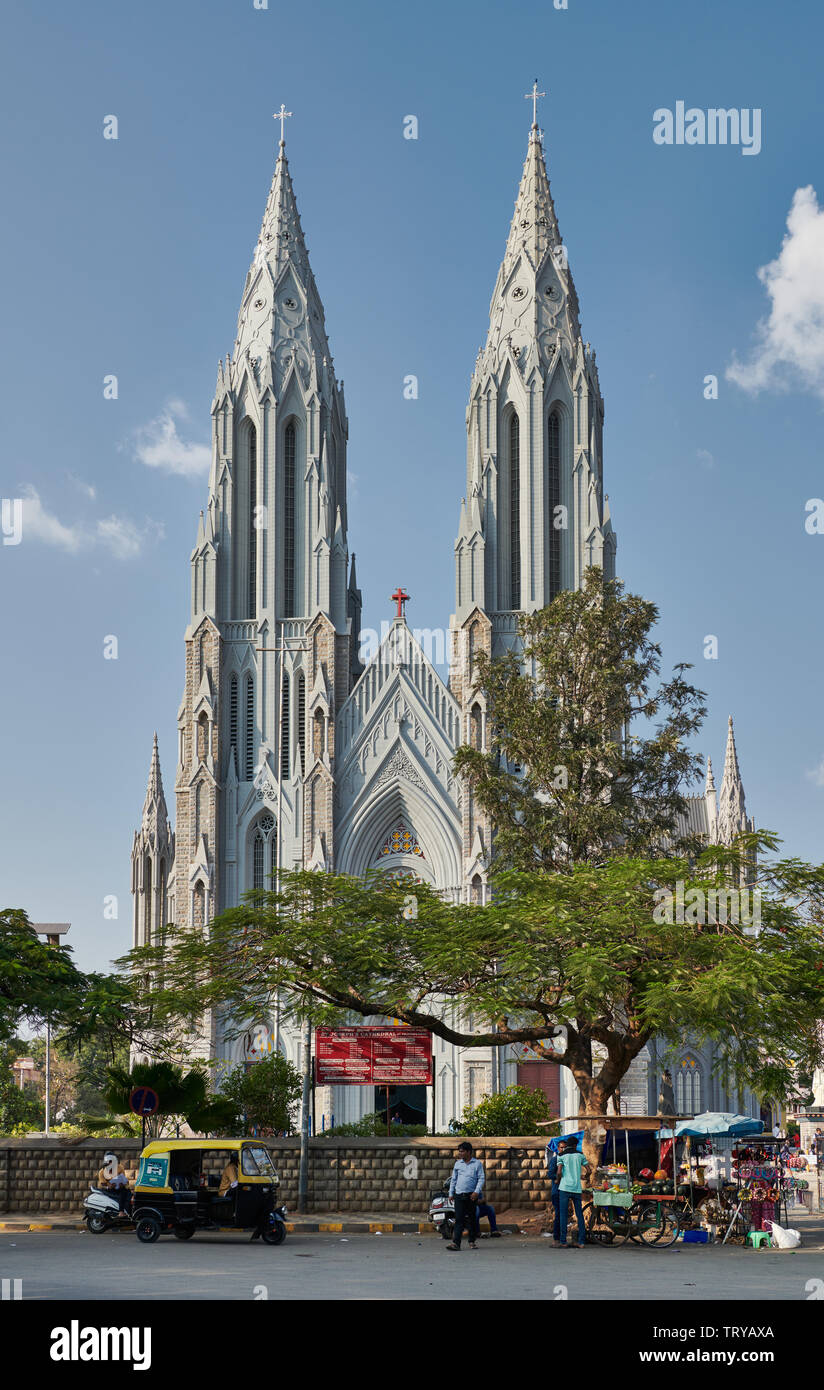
[657,1111,762,1140]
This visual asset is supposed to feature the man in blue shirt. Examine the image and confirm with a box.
[545,1138,568,1245]
[557,1137,590,1249]
[446,1142,485,1251]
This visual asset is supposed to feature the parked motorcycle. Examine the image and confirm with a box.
[428,1182,455,1239]
[84,1185,134,1234]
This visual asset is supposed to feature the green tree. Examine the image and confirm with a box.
[0,1039,43,1135]
[456,1083,556,1137]
[453,568,707,870]
[120,844,824,1166]
[95,1061,237,1138]
[219,1054,303,1136]
[0,910,87,1042]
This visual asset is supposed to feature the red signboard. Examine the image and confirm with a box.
[315,1027,433,1086]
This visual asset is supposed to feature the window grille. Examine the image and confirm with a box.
[245,675,254,780]
[284,422,296,616]
[509,412,520,608]
[548,411,561,601]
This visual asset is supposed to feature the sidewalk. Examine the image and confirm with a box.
[0,1211,451,1235]
[2,1207,822,1245]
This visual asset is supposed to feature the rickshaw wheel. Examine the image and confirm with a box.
[135,1216,161,1244]
[261,1223,286,1245]
[173,1225,196,1240]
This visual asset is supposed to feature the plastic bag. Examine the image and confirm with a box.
[769,1223,801,1249]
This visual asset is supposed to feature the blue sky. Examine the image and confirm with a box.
[2,0,824,973]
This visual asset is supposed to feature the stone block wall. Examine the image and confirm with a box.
[0,1137,553,1215]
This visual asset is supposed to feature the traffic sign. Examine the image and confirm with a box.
[129,1086,159,1117]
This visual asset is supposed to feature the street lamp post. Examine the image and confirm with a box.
[33,924,71,1136]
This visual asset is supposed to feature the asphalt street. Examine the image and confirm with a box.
[3,1230,824,1300]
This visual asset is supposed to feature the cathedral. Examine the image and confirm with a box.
[131,102,761,1129]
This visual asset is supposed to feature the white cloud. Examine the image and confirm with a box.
[20,486,84,552]
[727,185,824,398]
[66,473,97,501]
[96,515,164,560]
[132,399,211,477]
[696,448,714,470]
[16,486,158,560]
[806,756,824,788]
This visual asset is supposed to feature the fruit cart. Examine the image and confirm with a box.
[556,1115,684,1247]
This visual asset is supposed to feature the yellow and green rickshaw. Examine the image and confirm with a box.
[132,1138,287,1245]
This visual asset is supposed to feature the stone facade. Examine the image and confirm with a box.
[129,107,762,1128]
[0,1138,554,1215]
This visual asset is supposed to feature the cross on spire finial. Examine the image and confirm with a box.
[525,79,545,128]
[273,103,292,147]
[391,586,410,620]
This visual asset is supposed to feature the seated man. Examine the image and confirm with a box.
[96,1152,131,1212]
[208,1157,239,1222]
[476,1197,501,1237]
[217,1157,239,1197]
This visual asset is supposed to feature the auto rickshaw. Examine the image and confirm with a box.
[132,1139,287,1245]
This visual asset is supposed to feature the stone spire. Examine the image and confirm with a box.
[482,121,582,372]
[233,133,333,378]
[717,716,748,845]
[141,732,170,840]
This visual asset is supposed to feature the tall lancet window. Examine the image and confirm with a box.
[547,410,561,602]
[296,672,306,773]
[509,412,521,609]
[245,674,255,780]
[229,674,238,776]
[284,421,296,616]
[280,672,290,780]
[247,423,257,618]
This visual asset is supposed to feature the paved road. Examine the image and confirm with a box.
[3,1230,824,1300]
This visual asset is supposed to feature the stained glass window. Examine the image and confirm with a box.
[376,822,424,860]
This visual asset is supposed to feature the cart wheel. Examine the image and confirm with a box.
[173,1225,196,1240]
[637,1207,680,1248]
[586,1205,630,1247]
[135,1216,161,1244]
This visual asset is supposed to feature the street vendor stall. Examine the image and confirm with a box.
[552,1115,685,1247]
[658,1112,762,1232]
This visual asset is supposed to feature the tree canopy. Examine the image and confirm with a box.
[454,568,707,870]
[122,840,824,1134]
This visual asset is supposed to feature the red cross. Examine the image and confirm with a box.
[391,587,410,619]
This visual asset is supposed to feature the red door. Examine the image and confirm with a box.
[517,1062,560,1118]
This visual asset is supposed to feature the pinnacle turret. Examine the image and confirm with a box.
[142,732,169,832]
[717,716,750,845]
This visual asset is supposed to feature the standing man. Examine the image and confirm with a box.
[557,1137,590,1249]
[446,1141,485,1252]
[546,1138,568,1247]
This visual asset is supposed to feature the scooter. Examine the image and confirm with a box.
[84,1185,134,1234]
[428,1183,455,1240]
